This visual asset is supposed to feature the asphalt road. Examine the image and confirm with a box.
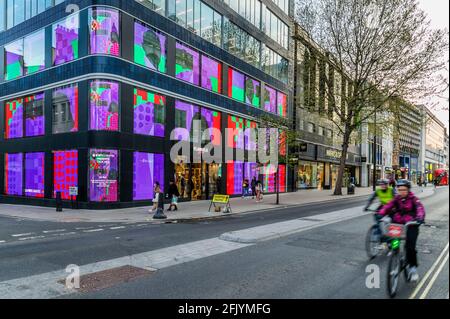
[0,188,447,299]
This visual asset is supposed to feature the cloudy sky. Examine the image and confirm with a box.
[418,0,449,131]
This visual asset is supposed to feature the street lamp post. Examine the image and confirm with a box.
[373,108,377,191]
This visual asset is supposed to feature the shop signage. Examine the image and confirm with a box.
[299,143,308,152]
[69,187,78,196]
[326,149,342,160]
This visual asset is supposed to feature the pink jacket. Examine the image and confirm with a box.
[379,192,426,224]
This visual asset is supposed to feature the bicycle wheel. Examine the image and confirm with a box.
[366,225,381,260]
[387,250,402,298]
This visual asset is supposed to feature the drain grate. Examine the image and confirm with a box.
[58,265,155,293]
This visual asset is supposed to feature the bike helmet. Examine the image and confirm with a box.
[376,179,389,186]
[396,179,411,189]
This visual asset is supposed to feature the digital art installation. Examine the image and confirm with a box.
[228,68,245,102]
[5,153,23,196]
[90,8,120,56]
[134,88,166,137]
[52,85,79,133]
[227,161,244,195]
[174,100,200,142]
[5,98,24,139]
[25,93,45,137]
[53,150,78,200]
[264,86,277,114]
[277,92,287,118]
[201,55,222,93]
[90,80,119,131]
[134,21,167,73]
[133,152,165,201]
[227,115,245,150]
[4,39,23,80]
[175,42,200,85]
[245,76,260,108]
[245,120,258,151]
[89,149,118,202]
[25,152,45,198]
[200,108,222,146]
[52,14,79,65]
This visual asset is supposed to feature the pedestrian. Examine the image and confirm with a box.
[151,182,166,219]
[242,179,250,199]
[167,179,180,211]
[251,177,257,199]
[256,180,263,202]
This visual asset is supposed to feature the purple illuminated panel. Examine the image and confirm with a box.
[5,98,24,139]
[25,153,45,198]
[175,42,200,85]
[174,100,200,141]
[200,108,222,146]
[201,55,221,93]
[89,149,118,202]
[89,8,120,56]
[134,21,167,73]
[52,14,79,65]
[264,86,277,113]
[25,93,45,137]
[52,85,79,134]
[5,153,23,196]
[244,162,258,182]
[90,80,119,131]
[133,152,165,201]
[133,88,165,137]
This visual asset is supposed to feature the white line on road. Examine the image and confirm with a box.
[110,226,126,230]
[410,243,449,299]
[82,229,104,233]
[42,229,66,234]
[51,232,77,237]
[75,227,94,230]
[419,252,449,299]
[11,233,35,237]
[0,240,6,244]
[18,236,46,241]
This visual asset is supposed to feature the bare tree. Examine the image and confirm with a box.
[295,0,448,195]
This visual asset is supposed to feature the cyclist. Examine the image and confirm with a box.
[378,179,426,282]
[364,179,397,212]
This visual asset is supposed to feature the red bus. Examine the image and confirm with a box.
[434,169,448,186]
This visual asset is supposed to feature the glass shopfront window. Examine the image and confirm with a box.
[52,13,79,65]
[297,161,318,189]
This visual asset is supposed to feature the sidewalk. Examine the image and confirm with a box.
[0,187,434,224]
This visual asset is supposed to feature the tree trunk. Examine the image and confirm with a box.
[334,133,351,196]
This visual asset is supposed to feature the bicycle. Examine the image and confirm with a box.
[365,208,390,260]
[384,220,421,298]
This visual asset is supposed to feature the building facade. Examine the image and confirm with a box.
[420,106,446,183]
[292,25,362,190]
[0,0,294,208]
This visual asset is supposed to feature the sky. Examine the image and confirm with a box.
[417,0,449,131]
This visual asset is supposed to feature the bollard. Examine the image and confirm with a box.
[56,191,63,212]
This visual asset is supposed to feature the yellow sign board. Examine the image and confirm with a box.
[212,195,230,204]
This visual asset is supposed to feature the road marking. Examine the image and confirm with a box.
[11,233,35,237]
[51,232,77,237]
[0,240,6,244]
[410,243,449,299]
[99,224,117,228]
[75,227,94,230]
[110,226,126,230]
[0,238,250,299]
[419,252,449,299]
[43,229,66,234]
[82,229,104,233]
[18,236,46,241]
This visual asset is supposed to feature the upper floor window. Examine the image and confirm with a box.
[52,84,79,134]
[264,8,289,49]
[175,42,200,85]
[90,80,120,131]
[89,7,120,56]
[134,21,167,73]
[222,0,261,29]
[52,12,80,66]
[138,0,166,16]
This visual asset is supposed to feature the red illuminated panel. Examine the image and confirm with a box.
[53,150,78,200]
